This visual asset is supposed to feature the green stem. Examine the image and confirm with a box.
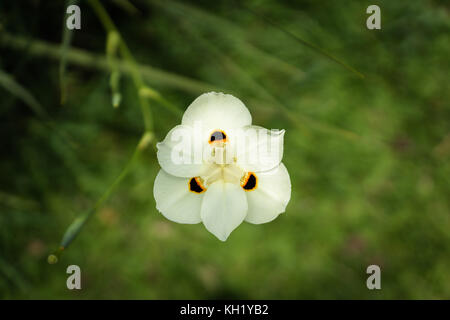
[240,2,365,79]
[88,0,154,131]
[0,32,217,96]
[48,132,153,264]
[48,1,160,262]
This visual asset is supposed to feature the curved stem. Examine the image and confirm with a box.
[48,132,152,263]
[49,1,159,263]
[88,0,154,132]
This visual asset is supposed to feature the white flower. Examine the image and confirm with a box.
[153,92,291,241]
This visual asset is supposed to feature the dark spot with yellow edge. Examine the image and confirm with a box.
[241,172,257,191]
[189,177,206,193]
[209,130,227,144]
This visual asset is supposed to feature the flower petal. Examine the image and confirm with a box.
[153,169,203,224]
[234,125,285,172]
[244,163,291,224]
[182,92,252,130]
[200,181,248,241]
[156,124,209,178]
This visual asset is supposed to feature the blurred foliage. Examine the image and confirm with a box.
[0,0,449,299]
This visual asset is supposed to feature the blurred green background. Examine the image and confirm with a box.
[0,0,449,299]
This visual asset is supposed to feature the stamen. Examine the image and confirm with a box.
[241,172,257,191]
[189,177,206,193]
[209,130,227,144]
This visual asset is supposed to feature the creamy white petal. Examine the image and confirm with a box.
[233,125,285,172]
[200,181,248,241]
[153,169,203,224]
[182,92,252,130]
[244,163,291,224]
[156,124,209,178]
